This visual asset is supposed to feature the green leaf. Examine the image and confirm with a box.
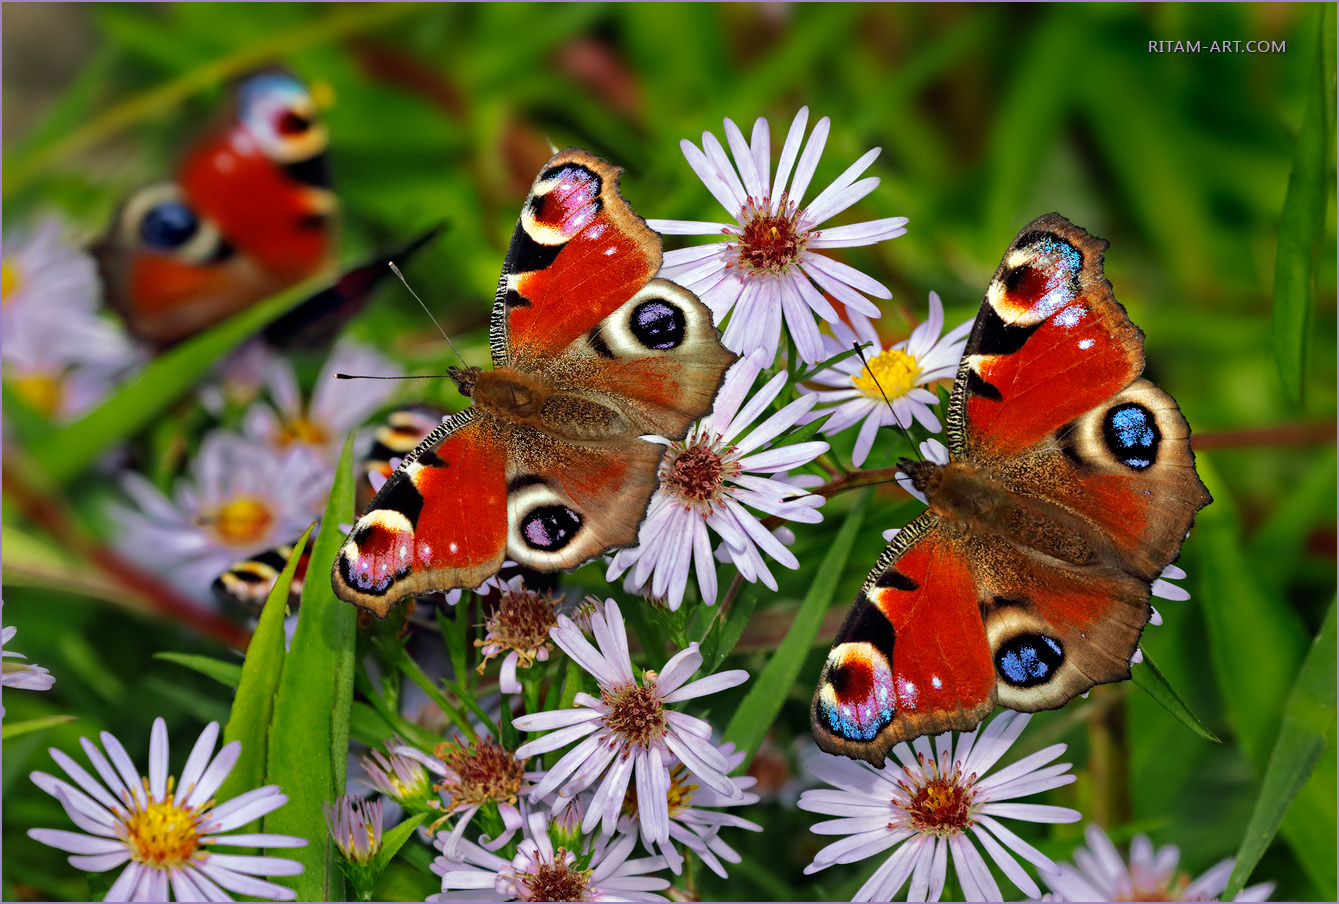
[153,652,243,689]
[702,585,760,673]
[723,489,869,764]
[1225,602,1337,900]
[1131,650,1219,742]
[769,411,832,451]
[265,436,358,902]
[1272,3,1336,404]
[31,277,325,485]
[1,714,77,742]
[217,523,314,806]
[1195,456,1309,766]
[1246,447,1337,591]
[370,812,429,875]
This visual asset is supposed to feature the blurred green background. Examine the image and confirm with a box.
[3,3,1334,901]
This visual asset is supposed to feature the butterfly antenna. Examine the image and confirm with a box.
[388,262,468,368]
[852,341,921,462]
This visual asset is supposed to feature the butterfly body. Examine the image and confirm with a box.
[812,214,1211,765]
[333,150,736,617]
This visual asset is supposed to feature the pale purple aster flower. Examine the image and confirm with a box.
[619,741,762,878]
[650,107,908,365]
[802,292,972,466]
[606,353,829,610]
[243,337,403,469]
[799,711,1081,902]
[476,576,560,694]
[108,430,328,603]
[359,736,434,808]
[28,717,306,902]
[2,623,56,710]
[324,795,383,865]
[514,600,749,846]
[1042,824,1274,902]
[430,809,670,902]
[2,217,141,421]
[395,737,534,856]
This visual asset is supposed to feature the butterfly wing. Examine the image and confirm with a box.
[333,410,508,617]
[812,514,997,765]
[491,148,663,369]
[96,70,336,347]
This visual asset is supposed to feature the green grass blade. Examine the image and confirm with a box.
[1131,650,1218,742]
[1272,3,1336,404]
[1195,456,1309,766]
[32,277,324,484]
[370,812,428,875]
[1225,601,1337,900]
[217,523,314,806]
[153,652,243,689]
[1,714,77,742]
[702,585,761,674]
[265,436,357,901]
[724,490,869,765]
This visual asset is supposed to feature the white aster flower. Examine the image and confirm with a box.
[799,711,1081,902]
[1042,823,1274,902]
[28,717,306,901]
[514,600,749,846]
[606,353,829,610]
[2,623,56,714]
[2,217,141,420]
[430,809,670,902]
[802,292,972,466]
[243,337,403,468]
[650,107,907,365]
[619,740,762,878]
[395,736,534,857]
[108,430,328,602]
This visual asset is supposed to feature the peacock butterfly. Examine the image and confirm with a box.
[332,149,737,617]
[94,69,337,348]
[811,214,1212,765]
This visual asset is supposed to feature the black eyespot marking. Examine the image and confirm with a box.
[875,569,919,592]
[1103,403,1160,471]
[995,633,1065,687]
[836,591,898,655]
[521,505,582,551]
[284,153,331,189]
[965,369,1004,401]
[376,477,425,527]
[629,299,686,350]
[139,201,199,250]
[587,328,615,358]
[973,300,1042,355]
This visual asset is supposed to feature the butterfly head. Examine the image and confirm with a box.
[898,457,944,498]
[448,365,482,398]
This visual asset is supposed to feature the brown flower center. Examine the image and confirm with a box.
[523,850,591,902]
[903,770,976,837]
[433,740,525,812]
[476,588,559,669]
[602,679,666,751]
[662,434,739,514]
[729,195,809,277]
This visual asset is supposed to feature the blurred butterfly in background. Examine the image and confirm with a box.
[811,214,1211,765]
[93,67,440,352]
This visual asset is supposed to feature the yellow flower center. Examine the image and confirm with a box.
[11,372,64,418]
[851,348,919,400]
[623,762,699,820]
[121,797,203,870]
[277,415,328,448]
[2,258,21,304]
[205,496,275,547]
